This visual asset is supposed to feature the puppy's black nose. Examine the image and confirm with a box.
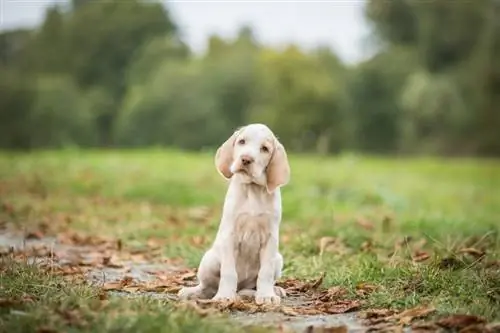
[241,155,254,166]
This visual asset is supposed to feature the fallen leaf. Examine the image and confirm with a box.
[394,305,436,325]
[0,298,19,308]
[361,240,373,252]
[365,322,402,332]
[436,314,486,330]
[315,300,361,314]
[412,251,431,262]
[459,324,488,333]
[359,308,397,319]
[319,237,349,256]
[25,230,44,240]
[316,286,347,302]
[122,286,141,293]
[281,306,298,316]
[458,248,485,259]
[356,217,375,230]
[356,283,379,296]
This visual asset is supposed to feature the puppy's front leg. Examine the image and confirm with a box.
[255,237,280,305]
[212,240,238,301]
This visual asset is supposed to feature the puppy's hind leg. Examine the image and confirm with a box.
[178,249,220,300]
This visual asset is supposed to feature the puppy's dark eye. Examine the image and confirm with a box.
[261,145,269,153]
[238,139,246,145]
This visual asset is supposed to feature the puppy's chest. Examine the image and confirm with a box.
[233,213,271,255]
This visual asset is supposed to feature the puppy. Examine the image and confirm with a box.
[178,123,290,305]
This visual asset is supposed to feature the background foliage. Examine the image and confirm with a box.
[1,0,499,156]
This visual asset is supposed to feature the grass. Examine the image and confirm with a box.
[0,148,499,331]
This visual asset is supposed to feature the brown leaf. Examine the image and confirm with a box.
[365,322,402,332]
[436,314,486,329]
[410,322,440,333]
[459,324,488,333]
[361,240,373,252]
[458,248,486,258]
[412,251,431,262]
[122,286,141,293]
[397,305,435,325]
[102,282,123,291]
[25,230,45,240]
[356,283,379,296]
[485,322,500,332]
[0,298,19,308]
[316,300,361,314]
[317,286,348,302]
[284,273,326,293]
[56,308,86,328]
[281,306,299,316]
[319,237,349,256]
[356,217,375,230]
[360,308,397,320]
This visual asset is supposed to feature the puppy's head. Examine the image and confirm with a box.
[215,123,290,193]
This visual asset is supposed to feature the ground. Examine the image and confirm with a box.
[0,149,499,333]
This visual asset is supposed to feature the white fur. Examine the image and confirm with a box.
[178,123,290,305]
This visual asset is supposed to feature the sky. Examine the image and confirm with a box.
[0,0,373,64]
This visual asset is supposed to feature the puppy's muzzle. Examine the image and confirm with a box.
[241,155,254,167]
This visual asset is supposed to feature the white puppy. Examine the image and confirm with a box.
[178,123,290,305]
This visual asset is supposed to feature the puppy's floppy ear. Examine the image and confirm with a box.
[215,127,243,179]
[266,139,290,193]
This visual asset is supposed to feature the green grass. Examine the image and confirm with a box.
[1,149,499,331]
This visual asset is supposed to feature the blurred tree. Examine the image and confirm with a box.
[366,0,500,155]
[0,29,32,68]
[203,27,260,129]
[116,61,228,149]
[28,76,98,148]
[251,46,347,153]
[365,0,417,45]
[347,47,417,153]
[63,0,178,145]
[0,69,36,149]
[25,6,67,74]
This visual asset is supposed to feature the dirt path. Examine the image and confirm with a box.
[0,231,368,333]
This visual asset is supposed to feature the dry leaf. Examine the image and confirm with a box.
[25,230,44,240]
[459,324,488,333]
[395,305,436,325]
[360,308,397,320]
[458,248,485,258]
[410,322,440,333]
[319,237,349,256]
[281,306,299,316]
[412,251,431,262]
[356,217,375,230]
[356,283,379,296]
[316,286,347,302]
[436,314,486,329]
[316,300,361,314]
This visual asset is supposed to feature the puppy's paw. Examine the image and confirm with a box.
[212,292,238,302]
[178,285,201,300]
[274,286,286,297]
[255,293,281,305]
